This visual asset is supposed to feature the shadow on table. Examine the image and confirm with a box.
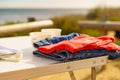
[21,47,58,67]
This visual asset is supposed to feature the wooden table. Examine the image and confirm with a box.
[0,36,108,80]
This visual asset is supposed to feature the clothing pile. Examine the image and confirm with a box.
[33,33,120,62]
[0,46,22,62]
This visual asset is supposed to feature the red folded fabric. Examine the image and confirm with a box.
[38,34,120,54]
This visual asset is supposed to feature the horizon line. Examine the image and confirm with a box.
[0,8,92,10]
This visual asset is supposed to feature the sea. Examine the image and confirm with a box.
[0,8,89,24]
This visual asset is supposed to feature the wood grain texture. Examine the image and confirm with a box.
[0,56,108,80]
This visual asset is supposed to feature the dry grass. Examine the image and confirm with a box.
[29,59,120,80]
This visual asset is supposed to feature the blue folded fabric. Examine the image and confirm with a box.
[33,40,50,48]
[33,32,80,48]
[33,49,119,62]
[46,32,80,44]
[33,50,69,61]
[115,30,120,38]
[108,50,120,59]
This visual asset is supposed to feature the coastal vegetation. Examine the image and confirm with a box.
[51,7,120,45]
[0,7,120,44]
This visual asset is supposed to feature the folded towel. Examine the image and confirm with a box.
[38,34,120,54]
[0,46,22,62]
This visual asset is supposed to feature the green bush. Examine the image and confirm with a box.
[51,14,86,35]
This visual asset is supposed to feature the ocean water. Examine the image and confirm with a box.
[0,8,89,24]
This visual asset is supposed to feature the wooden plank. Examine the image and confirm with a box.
[78,21,120,30]
[91,67,96,80]
[0,56,108,80]
[67,56,108,71]
[0,20,53,37]
[69,71,76,80]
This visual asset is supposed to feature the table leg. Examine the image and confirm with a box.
[69,71,76,80]
[91,67,96,80]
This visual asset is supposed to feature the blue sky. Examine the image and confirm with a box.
[0,0,120,9]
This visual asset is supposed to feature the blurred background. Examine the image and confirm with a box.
[0,0,120,80]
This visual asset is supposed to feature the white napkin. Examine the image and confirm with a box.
[0,46,22,62]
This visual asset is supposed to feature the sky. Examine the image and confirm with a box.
[0,0,120,9]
